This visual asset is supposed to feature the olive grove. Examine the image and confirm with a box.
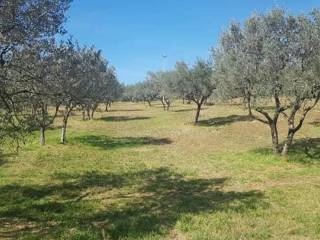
[0,0,122,147]
[2,2,320,157]
[0,0,72,146]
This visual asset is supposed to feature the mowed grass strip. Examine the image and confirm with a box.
[0,102,320,240]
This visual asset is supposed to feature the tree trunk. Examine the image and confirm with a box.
[254,106,280,155]
[195,104,201,123]
[269,122,280,154]
[246,94,253,118]
[160,97,166,110]
[105,104,108,112]
[39,126,46,146]
[164,98,170,111]
[86,108,91,120]
[280,104,313,157]
[60,107,71,144]
[248,106,253,118]
[147,100,151,106]
[281,130,295,156]
[60,118,68,144]
[91,104,98,120]
[182,98,185,104]
[247,96,253,118]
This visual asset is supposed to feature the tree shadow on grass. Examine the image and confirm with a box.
[0,171,126,239]
[174,108,208,113]
[309,120,320,127]
[0,167,266,239]
[108,109,144,112]
[73,135,172,150]
[253,138,320,164]
[0,159,7,168]
[197,114,252,127]
[57,110,78,117]
[174,108,195,113]
[99,116,151,122]
[0,156,7,167]
[46,125,62,130]
[92,169,266,239]
[0,153,16,167]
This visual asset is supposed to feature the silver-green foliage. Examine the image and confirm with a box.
[175,59,215,123]
[215,8,320,155]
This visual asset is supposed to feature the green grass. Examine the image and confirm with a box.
[1,102,320,239]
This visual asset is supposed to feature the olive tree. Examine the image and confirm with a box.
[78,48,109,120]
[175,59,215,123]
[0,0,71,146]
[125,78,157,106]
[144,71,172,110]
[122,85,135,102]
[214,20,259,117]
[215,9,320,156]
[55,41,121,142]
[158,71,177,110]
[141,73,161,107]
[12,40,62,145]
[53,40,84,144]
[80,49,121,117]
[103,73,122,112]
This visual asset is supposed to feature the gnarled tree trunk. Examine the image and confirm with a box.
[269,121,280,154]
[247,95,253,118]
[60,118,68,144]
[82,110,86,120]
[253,104,281,155]
[91,103,98,119]
[86,107,91,120]
[38,103,60,146]
[60,106,72,144]
[160,97,166,110]
[195,104,201,123]
[164,98,170,111]
[280,100,317,156]
[281,130,294,156]
[40,126,45,146]
[194,97,207,124]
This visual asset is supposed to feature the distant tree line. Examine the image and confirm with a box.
[124,9,320,156]
[123,59,215,123]
[0,0,122,147]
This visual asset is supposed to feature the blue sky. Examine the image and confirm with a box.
[64,0,320,85]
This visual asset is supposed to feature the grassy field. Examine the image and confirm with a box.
[1,101,320,240]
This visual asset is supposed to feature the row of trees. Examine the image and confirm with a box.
[0,0,122,147]
[122,71,175,110]
[123,59,215,123]
[125,9,320,156]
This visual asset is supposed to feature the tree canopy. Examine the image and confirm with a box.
[215,9,320,155]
